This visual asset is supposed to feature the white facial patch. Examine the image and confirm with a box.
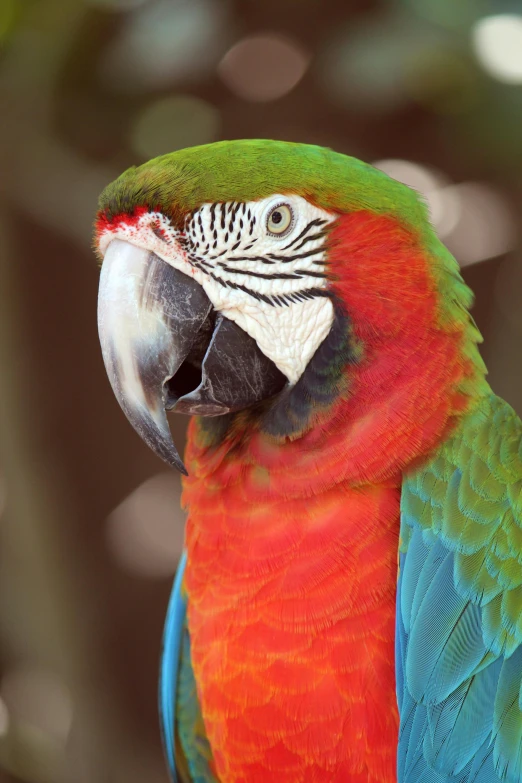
[98,194,337,384]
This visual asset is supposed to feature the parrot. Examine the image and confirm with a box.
[94,139,522,783]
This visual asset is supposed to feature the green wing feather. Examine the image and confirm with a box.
[397,393,522,782]
[177,620,218,783]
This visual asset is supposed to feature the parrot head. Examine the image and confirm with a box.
[95,140,482,475]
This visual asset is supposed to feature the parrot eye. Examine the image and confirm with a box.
[266,203,293,236]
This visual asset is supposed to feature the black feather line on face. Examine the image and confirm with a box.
[206,267,332,307]
[292,230,328,252]
[209,202,217,231]
[223,255,276,265]
[207,271,274,305]
[294,269,328,279]
[217,264,303,281]
[280,218,328,250]
[267,246,325,263]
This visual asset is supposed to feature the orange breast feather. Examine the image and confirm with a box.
[183,465,400,783]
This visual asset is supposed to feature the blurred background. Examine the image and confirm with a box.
[0,0,521,781]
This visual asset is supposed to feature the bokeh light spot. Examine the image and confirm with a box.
[131,95,220,160]
[0,668,73,742]
[106,473,185,578]
[372,160,515,261]
[472,15,522,84]
[443,183,517,266]
[373,159,460,237]
[373,159,444,196]
[218,34,309,102]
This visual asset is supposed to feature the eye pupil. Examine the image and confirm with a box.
[271,211,282,224]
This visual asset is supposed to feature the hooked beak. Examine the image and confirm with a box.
[97,239,286,473]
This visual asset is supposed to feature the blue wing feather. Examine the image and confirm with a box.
[160,551,188,783]
[398,528,505,783]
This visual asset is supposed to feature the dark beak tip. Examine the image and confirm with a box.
[174,459,189,477]
[154,438,188,476]
[156,444,188,476]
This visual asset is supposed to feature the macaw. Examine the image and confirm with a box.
[94,140,522,783]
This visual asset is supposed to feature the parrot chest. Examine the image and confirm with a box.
[184,480,401,783]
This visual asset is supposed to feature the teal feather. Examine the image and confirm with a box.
[400,527,430,634]
[398,394,522,782]
[424,658,502,774]
[468,739,496,782]
[408,538,448,638]
[396,552,407,710]
[407,550,487,704]
[493,647,522,781]
[397,685,416,774]
[403,702,430,780]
